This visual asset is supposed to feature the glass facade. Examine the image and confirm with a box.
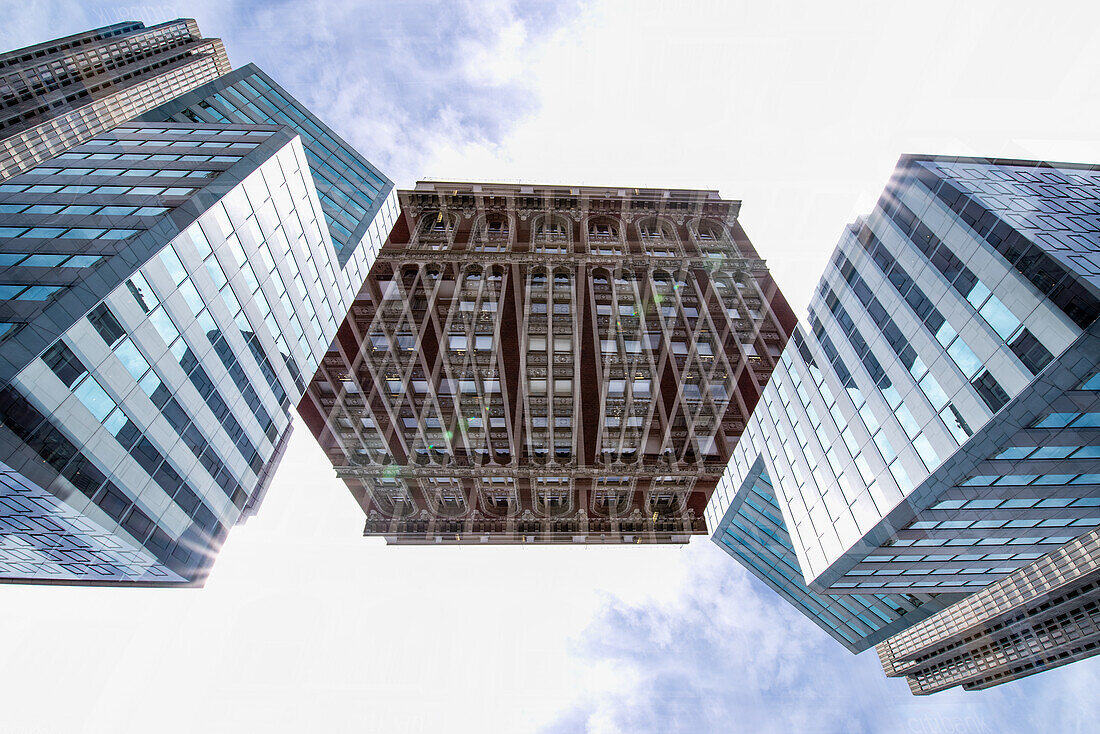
[0,19,231,181]
[878,525,1100,694]
[137,64,395,276]
[0,116,387,584]
[710,155,1100,615]
[711,464,960,652]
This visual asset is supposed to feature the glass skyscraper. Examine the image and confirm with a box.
[0,19,231,181]
[711,466,963,652]
[708,154,1100,689]
[135,63,395,296]
[0,21,396,585]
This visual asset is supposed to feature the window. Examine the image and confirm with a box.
[589,222,618,239]
[88,303,125,346]
[43,341,86,387]
[535,217,568,241]
[973,370,1009,412]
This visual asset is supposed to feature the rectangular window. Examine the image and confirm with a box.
[973,370,1009,412]
[126,272,158,313]
[88,304,125,346]
[1010,330,1054,375]
[947,338,982,379]
[42,341,86,387]
[73,376,115,422]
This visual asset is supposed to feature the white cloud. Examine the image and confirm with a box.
[541,541,1100,734]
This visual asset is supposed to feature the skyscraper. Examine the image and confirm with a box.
[0,21,396,585]
[877,525,1100,693]
[300,182,795,545]
[135,63,395,296]
[0,20,231,181]
[708,154,1100,687]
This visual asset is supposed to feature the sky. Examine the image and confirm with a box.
[3,1,1100,732]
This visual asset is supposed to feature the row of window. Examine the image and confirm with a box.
[853,222,1010,413]
[0,283,60,301]
[995,443,1100,461]
[0,385,211,575]
[831,253,972,444]
[882,195,1055,374]
[31,166,221,180]
[108,280,266,475]
[146,251,280,445]
[932,495,1100,511]
[906,163,1100,330]
[0,203,169,216]
[84,138,259,149]
[174,219,292,412]
[0,182,197,197]
[0,252,101,268]
[0,225,139,239]
[960,471,1100,487]
[59,319,249,508]
[57,151,241,163]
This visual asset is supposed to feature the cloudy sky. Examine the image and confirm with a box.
[4,1,1100,732]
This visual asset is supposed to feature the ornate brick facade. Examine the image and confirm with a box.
[300,182,795,544]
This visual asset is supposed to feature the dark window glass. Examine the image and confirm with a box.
[122,506,153,540]
[130,437,162,475]
[33,426,77,472]
[973,370,1010,413]
[62,455,105,495]
[0,386,44,439]
[115,419,142,451]
[42,341,86,387]
[99,483,129,521]
[174,487,199,514]
[153,463,183,496]
[88,303,125,345]
[1010,330,1054,375]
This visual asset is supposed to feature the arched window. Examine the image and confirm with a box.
[365,476,415,517]
[647,476,694,515]
[533,476,573,517]
[471,213,511,252]
[587,217,624,256]
[692,219,735,259]
[414,211,458,250]
[592,476,634,517]
[422,477,467,516]
[533,214,571,254]
[478,476,517,516]
[637,217,680,258]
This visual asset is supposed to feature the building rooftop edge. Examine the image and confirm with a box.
[898,152,1100,172]
[407,180,731,201]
